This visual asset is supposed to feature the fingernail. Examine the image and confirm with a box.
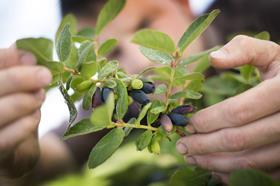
[34,90,45,101]
[186,124,195,134]
[185,156,197,165]
[37,68,52,85]
[20,52,36,65]
[210,50,227,59]
[176,142,188,154]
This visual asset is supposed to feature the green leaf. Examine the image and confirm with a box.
[132,29,176,54]
[80,61,98,79]
[186,90,203,99]
[140,47,174,64]
[150,106,165,115]
[72,27,95,42]
[147,100,164,125]
[43,61,64,75]
[64,44,78,69]
[175,72,204,82]
[135,130,153,151]
[181,46,219,65]
[98,60,119,79]
[76,80,93,92]
[240,65,255,82]
[169,167,210,186]
[88,128,125,168]
[82,85,97,110]
[98,39,118,56]
[90,93,114,128]
[95,0,126,35]
[178,9,220,53]
[56,24,72,61]
[170,90,202,100]
[70,75,84,90]
[16,38,53,65]
[115,79,129,120]
[136,102,152,124]
[229,169,274,186]
[63,118,104,139]
[154,84,167,94]
[56,14,77,43]
[104,79,117,88]
[193,56,210,73]
[255,31,270,40]
[59,81,77,127]
[78,41,96,66]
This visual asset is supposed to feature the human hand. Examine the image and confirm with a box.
[0,46,52,178]
[176,35,280,182]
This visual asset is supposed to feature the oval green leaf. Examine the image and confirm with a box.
[88,128,125,169]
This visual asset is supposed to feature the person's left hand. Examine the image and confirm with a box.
[176,35,280,183]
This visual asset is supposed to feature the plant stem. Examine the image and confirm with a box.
[108,122,158,131]
[64,66,79,75]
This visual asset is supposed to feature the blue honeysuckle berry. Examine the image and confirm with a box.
[130,90,150,105]
[168,113,189,126]
[92,87,103,108]
[141,82,155,94]
[101,87,113,102]
[171,105,194,115]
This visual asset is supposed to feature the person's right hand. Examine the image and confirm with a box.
[0,46,52,178]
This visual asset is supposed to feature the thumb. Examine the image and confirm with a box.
[210,35,280,72]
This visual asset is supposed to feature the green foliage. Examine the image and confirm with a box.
[56,24,72,61]
[95,0,126,35]
[88,128,125,168]
[229,169,275,186]
[64,118,104,139]
[178,9,220,53]
[132,29,176,54]
[98,39,118,56]
[135,130,153,151]
[140,47,174,64]
[16,38,53,64]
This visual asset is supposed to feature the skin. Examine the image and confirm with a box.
[0,46,51,178]
[176,35,280,182]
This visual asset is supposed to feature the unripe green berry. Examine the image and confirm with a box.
[76,80,93,92]
[131,79,143,90]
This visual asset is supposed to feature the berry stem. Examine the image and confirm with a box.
[63,66,79,75]
[108,122,158,131]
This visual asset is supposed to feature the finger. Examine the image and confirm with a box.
[0,46,36,69]
[210,35,280,71]
[177,112,280,155]
[184,142,280,173]
[0,110,40,158]
[0,66,52,96]
[187,76,280,133]
[0,90,45,127]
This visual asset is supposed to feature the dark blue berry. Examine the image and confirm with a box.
[141,82,155,94]
[101,87,113,102]
[171,105,194,115]
[123,102,141,122]
[168,113,189,126]
[92,88,103,108]
[130,90,150,105]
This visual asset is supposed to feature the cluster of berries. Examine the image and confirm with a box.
[91,79,193,130]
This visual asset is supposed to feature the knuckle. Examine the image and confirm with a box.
[226,100,249,125]
[221,130,247,151]
[233,35,251,46]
